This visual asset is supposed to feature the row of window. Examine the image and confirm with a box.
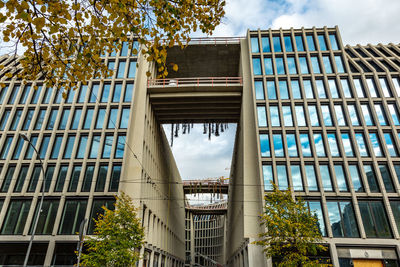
[105,59,136,79]
[101,40,139,58]
[0,105,131,132]
[260,131,399,159]
[346,46,400,59]
[0,132,126,161]
[304,199,400,239]
[254,76,400,100]
[250,33,339,54]
[0,198,115,235]
[0,82,134,106]
[263,161,400,193]
[257,102,400,128]
[0,162,121,194]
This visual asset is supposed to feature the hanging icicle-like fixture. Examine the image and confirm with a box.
[169,122,229,146]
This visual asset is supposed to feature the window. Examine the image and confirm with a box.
[353,78,365,98]
[278,81,289,99]
[82,108,94,129]
[334,165,348,191]
[270,106,280,126]
[322,56,333,73]
[8,85,20,104]
[115,134,126,158]
[10,109,23,131]
[303,80,314,99]
[390,201,400,234]
[347,105,360,126]
[306,35,316,51]
[63,135,76,159]
[120,108,130,129]
[107,60,115,78]
[101,83,111,103]
[44,166,55,192]
[95,108,106,129]
[0,110,10,130]
[260,134,270,157]
[267,81,276,99]
[264,58,274,75]
[78,85,88,103]
[124,82,134,102]
[379,78,391,97]
[263,165,273,191]
[315,80,326,98]
[341,133,354,157]
[363,164,380,192]
[299,133,312,157]
[34,109,47,130]
[22,109,35,130]
[58,108,70,130]
[89,83,99,103]
[272,36,282,52]
[276,165,288,190]
[24,136,38,159]
[89,135,101,159]
[42,87,52,104]
[307,201,326,236]
[0,84,8,104]
[30,199,59,235]
[383,133,397,157]
[39,136,50,159]
[327,133,340,157]
[76,135,88,159]
[250,37,259,53]
[81,165,95,192]
[282,106,293,126]
[113,83,122,102]
[55,165,68,192]
[291,164,303,191]
[50,136,63,159]
[12,136,24,160]
[310,56,321,74]
[19,84,30,104]
[318,35,327,51]
[374,104,387,125]
[328,79,339,98]
[128,60,136,78]
[305,165,318,191]
[108,108,118,129]
[28,166,41,192]
[1,165,15,192]
[46,109,58,130]
[273,134,284,157]
[319,165,333,191]
[326,201,359,237]
[58,199,88,235]
[361,104,374,126]
[394,165,400,184]
[254,81,264,100]
[283,36,293,52]
[261,36,271,52]
[70,108,82,130]
[295,35,304,51]
[257,106,267,127]
[131,40,139,55]
[88,199,115,234]
[298,56,309,74]
[329,34,339,50]
[369,133,383,157]
[1,199,31,235]
[291,80,301,99]
[252,58,261,75]
[66,89,74,103]
[275,57,285,75]
[109,164,121,192]
[359,201,392,238]
[388,104,400,125]
[286,134,298,157]
[340,79,352,98]
[334,105,347,126]
[392,77,400,96]
[294,106,307,126]
[379,165,395,193]
[54,89,63,104]
[102,135,113,158]
[313,133,326,157]
[116,60,126,78]
[366,78,378,97]
[14,166,29,192]
[334,56,345,73]
[96,164,108,192]
[349,165,364,192]
[0,136,13,160]
[68,165,81,192]
[287,57,297,74]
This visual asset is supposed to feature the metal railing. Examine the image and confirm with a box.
[147,77,242,88]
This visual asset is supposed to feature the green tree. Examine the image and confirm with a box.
[0,0,225,91]
[80,193,145,267]
[254,183,329,267]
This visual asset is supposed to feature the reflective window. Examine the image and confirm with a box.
[254,81,264,100]
[76,135,88,159]
[369,133,383,157]
[298,56,309,74]
[1,165,15,192]
[251,37,259,53]
[0,110,10,130]
[28,165,41,192]
[394,165,400,184]
[334,165,348,191]
[63,135,76,159]
[353,78,365,98]
[54,89,63,104]
[68,165,81,192]
[120,108,130,129]
[102,135,113,159]
[307,201,326,236]
[66,88,74,103]
[44,166,55,192]
[390,201,400,234]
[115,134,126,158]
[0,84,8,104]
[306,35,316,51]
[22,109,34,131]
[355,133,369,157]
[287,57,297,74]
[96,164,108,192]
[1,199,31,235]
[131,40,139,55]
[334,56,345,73]
[14,166,29,192]
[374,104,387,125]
[329,34,339,50]
[120,41,129,56]
[286,134,298,157]
[388,104,400,125]
[71,108,82,130]
[316,80,326,98]
[19,84,30,104]
[340,79,352,98]
[383,133,397,157]
[305,165,318,191]
[326,201,359,238]
[379,78,391,97]
[10,109,22,131]
[319,165,333,191]
[58,199,88,235]
[110,164,121,192]
[128,60,136,78]
[113,83,122,102]
[30,199,59,235]
[101,83,111,103]
[328,79,339,98]
[34,109,46,130]
[341,133,354,157]
[310,56,321,74]
[8,85,19,104]
[322,56,333,73]
[349,165,364,192]
[78,85,88,103]
[273,134,284,157]
[42,87,52,104]
[108,108,118,129]
[267,81,276,99]
[0,136,13,160]
[261,37,271,52]
[379,165,395,193]
[278,80,289,99]
[291,164,303,191]
[334,105,347,126]
[363,164,380,192]
[260,134,270,157]
[295,35,304,51]
[252,58,262,75]
[83,108,94,129]
[359,201,392,238]
[39,136,50,159]
[12,137,24,160]
[275,57,286,75]
[257,106,267,127]
[107,60,115,78]
[282,106,293,126]
[89,83,99,103]
[392,77,400,96]
[318,35,327,51]
[270,106,280,127]
[327,133,340,157]
[50,136,63,159]
[277,165,288,190]
[299,133,312,157]
[24,136,38,160]
[283,36,293,52]
[272,36,282,52]
[89,135,101,159]
[291,80,301,99]
[313,133,326,157]
[303,80,314,99]
[81,165,94,192]
[295,105,306,126]
[95,108,106,129]
[116,60,126,78]
[263,165,273,191]
[124,82,134,102]
[88,199,115,234]
[46,109,58,130]
[366,78,378,97]
[347,105,360,126]
[58,108,70,130]
[361,104,374,126]
[264,58,273,75]
[54,165,68,192]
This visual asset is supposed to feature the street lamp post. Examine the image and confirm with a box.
[20,133,47,267]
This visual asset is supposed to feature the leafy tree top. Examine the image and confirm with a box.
[80,193,145,267]
[0,0,226,92]
[254,183,329,267]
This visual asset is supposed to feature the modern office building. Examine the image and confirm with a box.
[0,26,400,266]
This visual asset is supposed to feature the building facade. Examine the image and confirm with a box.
[0,26,400,266]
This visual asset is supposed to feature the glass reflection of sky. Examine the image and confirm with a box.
[259,134,270,157]
[282,106,293,126]
[300,133,311,157]
[327,133,340,157]
[313,133,326,157]
[305,165,318,191]
[286,134,298,157]
[273,134,284,157]
[355,133,369,156]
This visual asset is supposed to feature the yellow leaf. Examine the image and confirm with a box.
[172,64,178,72]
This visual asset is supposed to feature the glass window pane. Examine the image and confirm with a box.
[44,165,55,192]
[384,133,397,157]
[24,136,38,160]
[31,199,59,235]
[95,108,106,129]
[340,79,352,98]
[28,166,41,192]
[284,36,293,52]
[295,35,304,51]
[14,166,29,192]
[34,109,46,130]
[88,199,115,234]
[107,60,115,78]
[374,104,387,125]
[12,137,24,160]
[300,133,312,157]
[115,134,126,158]
[308,201,326,236]
[369,133,383,157]
[22,109,33,131]
[303,80,314,99]
[128,60,136,78]
[282,106,293,126]
[328,79,339,98]
[96,164,108,192]
[340,202,359,237]
[42,87,52,104]
[124,83,134,102]
[58,200,88,235]
[299,57,309,74]
[46,109,58,130]
[341,133,354,157]
[102,135,113,159]
[252,58,261,75]
[19,85,30,104]
[116,60,126,78]
[287,57,297,74]
[291,165,303,191]
[313,133,326,157]
[361,104,374,126]
[318,35,327,51]
[306,35,316,51]
[254,81,264,100]
[50,136,63,159]
[353,78,365,98]
[76,135,88,159]
[1,165,15,192]
[78,85,88,103]
[327,133,340,157]
[349,165,364,192]
[110,165,121,192]
[286,134,298,157]
[359,201,392,238]
[113,83,122,102]
[273,134,284,157]
[267,81,276,99]
[0,136,13,160]
[379,78,391,97]
[318,165,333,192]
[263,165,273,191]
[58,108,70,130]
[390,201,400,234]
[63,135,76,159]
[311,56,321,73]
[347,105,360,126]
[71,108,82,130]
[295,106,306,126]
[275,57,285,75]
[8,85,20,104]
[261,37,271,52]
[83,108,94,129]
[388,104,400,125]
[334,165,348,191]
[10,110,22,131]
[264,58,273,75]
[272,36,282,52]
[68,165,81,192]
[260,134,270,157]
[55,165,68,192]
[322,56,333,73]
[363,164,380,192]
[334,56,345,73]
[120,108,130,129]
[392,77,400,96]
[379,165,395,193]
[89,135,101,159]
[329,34,339,50]
[276,165,288,190]
[366,78,378,97]
[305,165,318,191]
[1,200,31,235]
[39,136,50,159]
[82,165,94,192]
[0,84,8,104]
[101,83,111,103]
[291,80,301,99]
[120,41,129,56]
[250,37,259,53]
[270,106,280,127]
[89,83,99,103]
[0,110,10,130]
[334,105,347,126]
[316,80,326,98]
[108,108,118,129]
[257,106,267,127]
[278,81,289,99]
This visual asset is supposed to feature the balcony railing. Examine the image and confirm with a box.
[147,77,243,88]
